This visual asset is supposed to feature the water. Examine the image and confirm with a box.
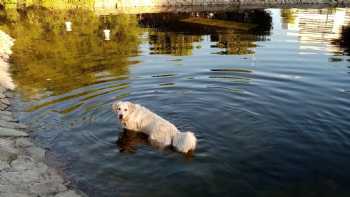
[2,6,350,196]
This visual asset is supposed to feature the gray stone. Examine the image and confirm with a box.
[0,114,16,122]
[8,157,48,176]
[15,138,34,148]
[0,119,27,129]
[26,146,46,161]
[0,193,31,197]
[10,156,37,172]
[0,102,8,110]
[0,160,10,170]
[0,148,17,162]
[55,190,82,197]
[2,169,41,187]
[0,138,15,148]
[0,92,5,99]
[0,110,12,116]
[5,91,14,98]
[0,138,18,162]
[30,182,67,196]
[1,98,10,105]
[0,127,28,137]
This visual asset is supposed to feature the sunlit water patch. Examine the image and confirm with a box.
[2,6,350,197]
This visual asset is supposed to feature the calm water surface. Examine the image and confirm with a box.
[2,7,350,197]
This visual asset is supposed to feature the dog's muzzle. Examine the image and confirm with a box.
[119,114,123,120]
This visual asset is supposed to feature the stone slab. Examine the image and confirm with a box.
[15,138,34,148]
[0,119,27,129]
[0,114,16,122]
[0,148,17,162]
[1,98,10,105]
[55,190,83,197]
[25,146,46,161]
[0,110,12,116]
[0,127,29,137]
[0,102,8,110]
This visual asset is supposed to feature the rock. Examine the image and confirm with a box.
[0,102,8,110]
[0,193,31,197]
[15,138,34,148]
[0,160,10,170]
[55,190,82,197]
[0,138,18,162]
[0,138,15,148]
[0,148,17,162]
[0,127,28,137]
[30,182,67,196]
[5,91,14,98]
[1,97,10,105]
[26,168,68,195]
[0,114,16,122]
[0,110,12,116]
[0,92,5,99]
[0,119,27,129]
[25,146,46,161]
[10,156,37,172]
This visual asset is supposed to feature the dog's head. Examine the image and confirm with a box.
[112,101,135,121]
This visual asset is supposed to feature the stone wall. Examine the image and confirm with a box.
[0,30,85,197]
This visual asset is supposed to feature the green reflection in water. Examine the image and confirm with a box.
[148,31,202,56]
[0,6,140,99]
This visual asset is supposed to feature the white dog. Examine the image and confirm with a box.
[112,101,197,154]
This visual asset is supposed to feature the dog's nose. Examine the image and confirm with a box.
[119,114,123,120]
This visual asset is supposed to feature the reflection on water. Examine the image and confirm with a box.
[116,130,149,153]
[281,8,350,55]
[2,5,350,197]
[335,25,350,55]
[140,10,271,55]
[0,7,140,98]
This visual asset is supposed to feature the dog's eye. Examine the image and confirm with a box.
[124,109,127,112]
[118,108,121,111]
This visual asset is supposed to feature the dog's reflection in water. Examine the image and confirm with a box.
[116,129,194,158]
[116,129,149,153]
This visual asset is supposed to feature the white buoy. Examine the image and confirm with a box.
[65,21,72,32]
[103,29,111,41]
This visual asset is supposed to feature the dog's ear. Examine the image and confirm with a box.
[127,102,136,113]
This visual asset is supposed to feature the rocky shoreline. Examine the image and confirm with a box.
[0,31,85,197]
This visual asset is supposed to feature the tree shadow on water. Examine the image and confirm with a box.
[333,25,350,55]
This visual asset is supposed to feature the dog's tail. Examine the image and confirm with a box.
[172,131,197,154]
